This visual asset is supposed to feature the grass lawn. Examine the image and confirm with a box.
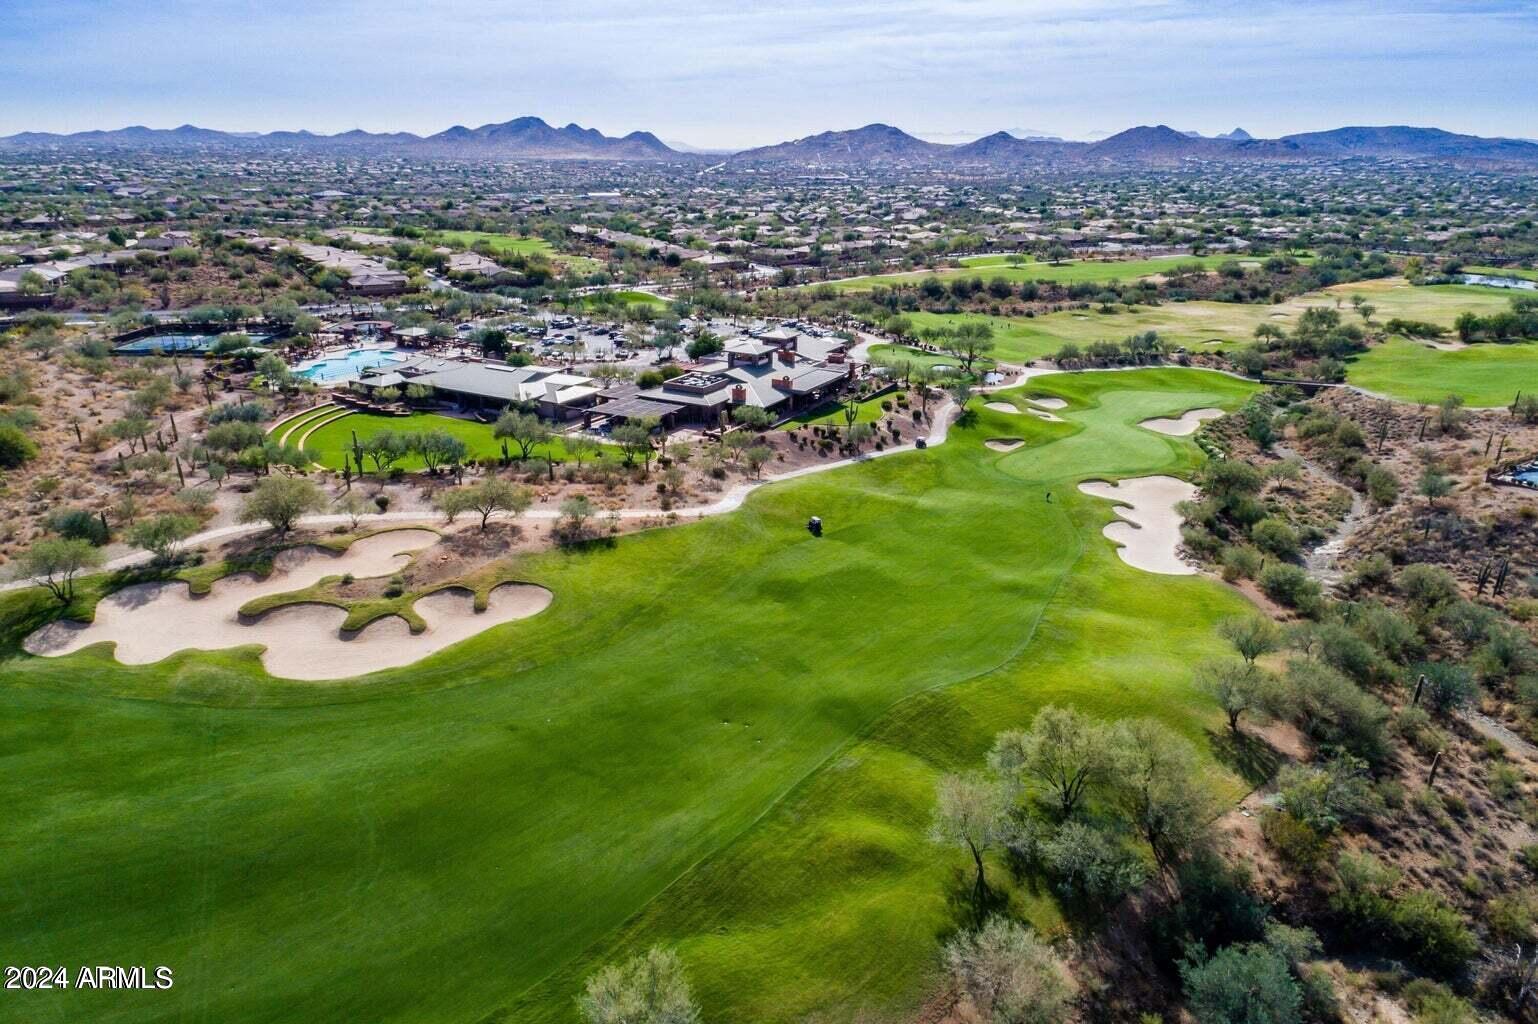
[0,369,1260,1024]
[431,230,602,274]
[304,410,618,471]
[868,342,997,376]
[1347,336,1538,407]
[780,390,900,429]
[581,290,669,310]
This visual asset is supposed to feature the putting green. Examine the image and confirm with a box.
[0,369,1257,1023]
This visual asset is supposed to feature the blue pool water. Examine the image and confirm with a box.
[297,348,406,382]
[115,332,271,354]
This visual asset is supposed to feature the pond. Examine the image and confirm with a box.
[1462,273,1538,292]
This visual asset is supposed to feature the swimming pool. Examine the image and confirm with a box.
[295,347,406,383]
[115,332,271,354]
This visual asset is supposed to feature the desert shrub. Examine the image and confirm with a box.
[1488,763,1524,804]
[46,507,109,546]
[1402,979,1474,1024]
[1260,564,1322,614]
[941,916,1075,1024]
[1485,890,1538,944]
[207,400,271,425]
[1347,552,1394,592]
[1276,755,1383,834]
[1439,600,1498,647]
[1395,705,1446,756]
[0,424,38,468]
[1280,659,1391,764]
[1397,564,1460,617]
[1181,942,1301,1024]
[1410,661,1479,716]
[1353,603,1424,665]
[1221,545,1263,582]
[1251,518,1300,559]
[1476,625,1538,683]
[1298,620,1380,682]
[1330,851,1476,977]
[1261,809,1328,869]
[1038,821,1147,906]
[1365,465,1399,507]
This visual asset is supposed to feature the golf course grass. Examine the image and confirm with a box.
[827,253,1262,291]
[1347,335,1538,407]
[881,280,1513,362]
[0,368,1258,1023]
[868,342,996,377]
[431,229,602,273]
[303,410,620,471]
[867,280,1527,404]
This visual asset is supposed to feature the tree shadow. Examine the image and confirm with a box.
[1205,727,1285,788]
[939,863,1010,930]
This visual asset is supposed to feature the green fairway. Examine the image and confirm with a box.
[867,280,1525,404]
[882,279,1514,362]
[303,410,617,471]
[0,369,1258,1024]
[1347,336,1538,407]
[829,253,1257,291]
[430,230,602,273]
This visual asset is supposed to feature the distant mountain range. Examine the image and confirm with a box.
[0,116,677,161]
[724,123,1538,169]
[3,117,1535,169]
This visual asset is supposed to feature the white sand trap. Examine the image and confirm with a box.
[24,529,553,680]
[986,438,1025,451]
[1077,476,1198,575]
[985,401,1022,414]
[1027,397,1067,410]
[1139,408,1224,436]
[1028,409,1064,422]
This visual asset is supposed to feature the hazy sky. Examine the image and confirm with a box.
[5,0,1535,148]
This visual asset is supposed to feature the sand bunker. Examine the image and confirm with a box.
[1139,408,1223,436]
[23,529,552,680]
[985,402,1021,414]
[985,438,1025,451]
[1027,397,1067,410]
[1028,409,1064,422]
[1077,476,1198,575]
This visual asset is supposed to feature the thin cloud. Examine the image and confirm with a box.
[0,0,1533,147]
